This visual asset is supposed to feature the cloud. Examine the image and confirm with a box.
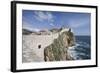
[69,17,90,28]
[49,23,55,26]
[34,11,53,21]
[34,11,55,26]
[22,21,33,30]
[23,20,41,31]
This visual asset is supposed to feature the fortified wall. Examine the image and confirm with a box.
[22,27,75,62]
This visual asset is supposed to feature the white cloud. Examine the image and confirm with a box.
[23,21,41,31]
[69,17,89,28]
[49,23,55,26]
[34,11,55,26]
[23,21,33,30]
[32,28,41,32]
[34,11,54,21]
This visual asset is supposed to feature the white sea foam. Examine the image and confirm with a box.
[67,41,90,60]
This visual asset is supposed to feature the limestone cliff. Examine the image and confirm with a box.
[44,28,75,61]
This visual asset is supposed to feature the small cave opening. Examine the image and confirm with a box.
[38,45,41,49]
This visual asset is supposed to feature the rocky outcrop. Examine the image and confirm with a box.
[22,29,32,35]
[44,29,75,61]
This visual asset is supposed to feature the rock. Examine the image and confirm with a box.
[44,30,75,61]
[22,29,32,35]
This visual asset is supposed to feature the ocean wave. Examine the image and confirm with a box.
[68,41,90,60]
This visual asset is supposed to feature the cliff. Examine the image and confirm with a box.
[44,28,75,61]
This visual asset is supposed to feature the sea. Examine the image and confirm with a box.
[68,36,91,60]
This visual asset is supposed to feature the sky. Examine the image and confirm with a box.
[22,10,91,36]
